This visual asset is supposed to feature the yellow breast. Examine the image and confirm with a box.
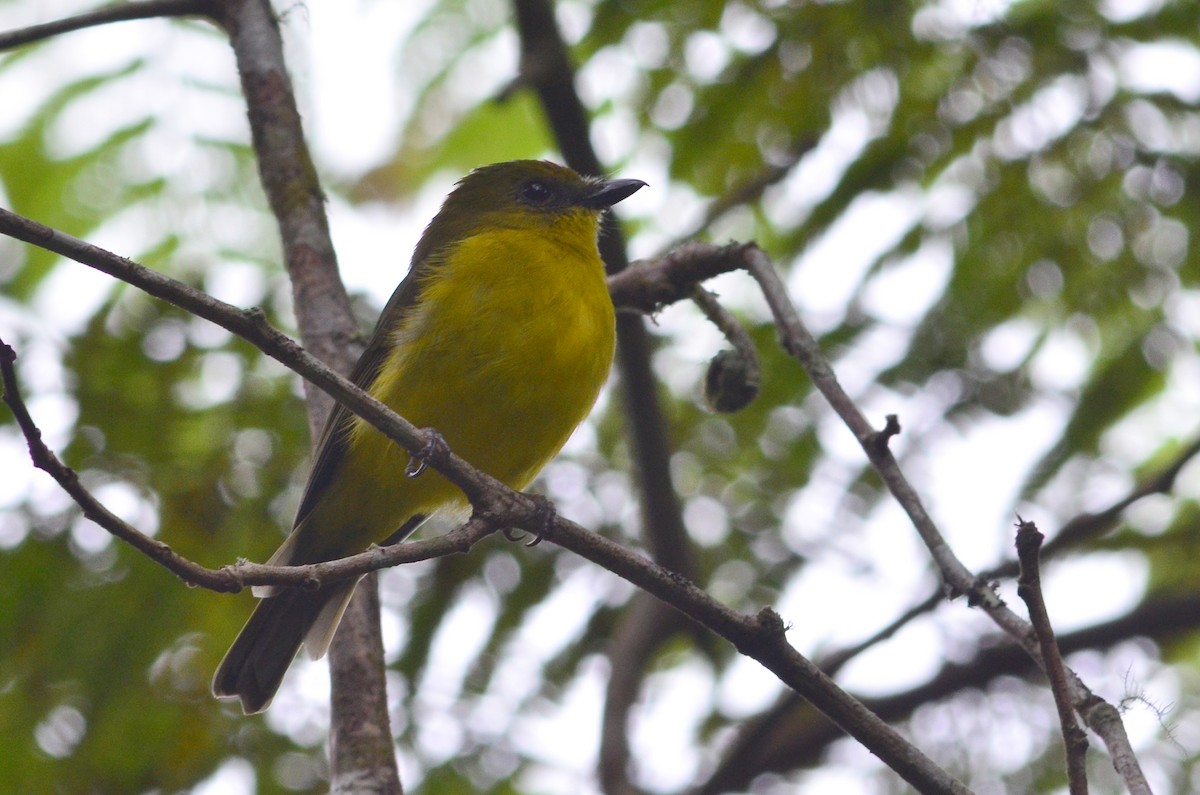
[314,221,615,553]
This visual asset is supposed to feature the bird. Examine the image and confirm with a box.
[212,160,645,713]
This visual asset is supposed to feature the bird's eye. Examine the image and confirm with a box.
[519,180,553,205]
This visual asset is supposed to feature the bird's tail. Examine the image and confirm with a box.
[212,578,360,714]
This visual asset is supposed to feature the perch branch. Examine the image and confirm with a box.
[1015,519,1090,795]
[0,339,499,592]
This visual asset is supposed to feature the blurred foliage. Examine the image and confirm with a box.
[2,0,1200,794]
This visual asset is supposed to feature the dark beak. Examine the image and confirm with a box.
[579,178,647,209]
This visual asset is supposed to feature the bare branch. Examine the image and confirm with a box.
[743,244,990,593]
[698,591,1200,794]
[818,589,945,678]
[742,242,1153,793]
[212,0,358,431]
[1085,699,1154,795]
[0,0,214,52]
[0,339,241,592]
[328,570,404,795]
[821,427,1200,682]
[1043,433,1200,557]
[1015,519,1091,795]
[723,427,1200,789]
[539,517,974,795]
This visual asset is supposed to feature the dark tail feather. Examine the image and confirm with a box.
[212,581,355,714]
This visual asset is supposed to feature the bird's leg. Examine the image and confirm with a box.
[405,427,451,478]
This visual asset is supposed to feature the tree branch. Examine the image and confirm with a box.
[207,2,392,782]
[607,241,749,313]
[535,518,973,795]
[828,425,1200,682]
[1042,432,1200,558]
[1015,519,1090,795]
[741,243,1152,793]
[0,209,1147,794]
[696,590,1200,794]
[0,0,214,52]
[702,424,1200,792]
[211,0,358,429]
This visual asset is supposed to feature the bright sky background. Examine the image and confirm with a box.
[3,1,1199,793]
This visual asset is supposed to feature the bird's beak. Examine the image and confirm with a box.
[580,178,647,209]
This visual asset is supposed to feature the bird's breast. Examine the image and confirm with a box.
[369,227,616,490]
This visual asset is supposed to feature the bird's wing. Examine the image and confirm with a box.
[291,260,433,531]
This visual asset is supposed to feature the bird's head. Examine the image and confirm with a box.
[413,160,645,265]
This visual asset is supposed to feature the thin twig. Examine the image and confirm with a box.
[1043,432,1200,557]
[1015,518,1090,795]
[741,242,1153,793]
[0,0,214,51]
[660,144,812,257]
[0,340,234,589]
[698,591,1200,794]
[691,285,761,413]
[977,432,1200,584]
[743,244,990,597]
[817,589,945,677]
[822,428,1200,679]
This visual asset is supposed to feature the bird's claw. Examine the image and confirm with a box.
[406,428,450,478]
[502,526,538,546]
[502,496,556,547]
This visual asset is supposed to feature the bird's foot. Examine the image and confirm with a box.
[502,495,556,547]
[405,428,450,478]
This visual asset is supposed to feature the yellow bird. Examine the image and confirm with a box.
[213,160,645,713]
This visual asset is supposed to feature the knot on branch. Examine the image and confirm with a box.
[730,607,790,659]
[755,607,788,638]
[867,414,902,455]
[208,565,247,594]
